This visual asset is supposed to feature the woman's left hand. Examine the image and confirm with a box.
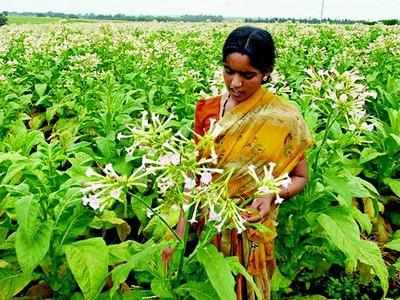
[245,194,275,222]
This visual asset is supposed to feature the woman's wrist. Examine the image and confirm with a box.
[280,186,290,199]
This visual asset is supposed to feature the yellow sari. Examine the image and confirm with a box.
[195,87,313,299]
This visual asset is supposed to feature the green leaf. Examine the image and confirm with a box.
[0,270,32,300]
[324,172,375,206]
[385,239,400,251]
[176,281,219,300]
[225,256,263,300]
[350,206,372,234]
[271,266,291,292]
[15,196,52,273]
[65,238,109,300]
[318,211,388,295]
[35,83,47,97]
[151,278,175,299]
[360,148,384,164]
[197,244,236,300]
[317,212,359,266]
[389,133,400,146]
[110,241,167,297]
[108,240,145,265]
[357,240,388,296]
[95,136,117,161]
[383,178,400,197]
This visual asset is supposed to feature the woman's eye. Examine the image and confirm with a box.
[243,73,255,80]
[224,67,234,75]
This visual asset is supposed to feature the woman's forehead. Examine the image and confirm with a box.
[224,53,259,73]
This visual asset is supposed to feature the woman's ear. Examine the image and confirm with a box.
[261,72,271,84]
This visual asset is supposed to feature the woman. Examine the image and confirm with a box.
[177,26,312,300]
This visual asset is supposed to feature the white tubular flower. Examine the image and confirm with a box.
[87,195,100,210]
[103,163,119,178]
[208,203,222,222]
[82,195,90,206]
[247,164,260,183]
[215,216,227,233]
[200,171,212,185]
[169,153,180,165]
[159,154,171,166]
[184,175,196,191]
[248,162,291,205]
[275,195,285,205]
[157,176,174,194]
[146,208,154,218]
[110,188,121,200]
[188,200,200,224]
[85,167,100,177]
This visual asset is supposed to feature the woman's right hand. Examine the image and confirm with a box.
[244,194,274,222]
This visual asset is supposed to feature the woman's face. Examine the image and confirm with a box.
[223,52,265,102]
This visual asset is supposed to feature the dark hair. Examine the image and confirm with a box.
[222,26,276,80]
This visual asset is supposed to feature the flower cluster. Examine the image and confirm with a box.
[247,162,291,205]
[117,111,175,158]
[303,68,378,135]
[114,111,251,233]
[81,163,148,211]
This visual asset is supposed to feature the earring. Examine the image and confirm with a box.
[263,75,269,82]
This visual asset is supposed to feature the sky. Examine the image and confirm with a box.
[1,0,399,21]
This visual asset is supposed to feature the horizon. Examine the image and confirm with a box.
[1,0,400,21]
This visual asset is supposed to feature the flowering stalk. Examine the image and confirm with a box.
[247,162,292,205]
[81,163,149,211]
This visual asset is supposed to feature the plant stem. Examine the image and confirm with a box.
[313,109,337,171]
[128,191,182,242]
[175,206,191,284]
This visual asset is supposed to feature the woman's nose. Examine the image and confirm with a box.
[230,74,242,88]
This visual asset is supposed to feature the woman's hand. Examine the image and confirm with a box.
[244,194,275,222]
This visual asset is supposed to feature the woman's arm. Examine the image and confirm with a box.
[279,157,308,199]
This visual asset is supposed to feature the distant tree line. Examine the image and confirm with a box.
[7,11,223,22]
[4,11,400,25]
[244,17,400,25]
[0,11,7,27]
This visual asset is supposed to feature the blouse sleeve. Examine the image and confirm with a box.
[194,99,207,138]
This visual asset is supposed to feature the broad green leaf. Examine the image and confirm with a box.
[271,266,291,292]
[385,239,400,251]
[15,196,52,273]
[95,136,117,161]
[383,178,400,198]
[360,148,384,164]
[108,240,145,265]
[197,244,236,300]
[225,256,263,300]
[35,83,47,97]
[317,212,359,263]
[350,206,372,234]
[389,133,400,146]
[65,238,109,300]
[0,270,32,300]
[318,212,388,295]
[324,172,374,205]
[151,278,175,299]
[357,240,388,296]
[176,281,219,300]
[110,241,167,297]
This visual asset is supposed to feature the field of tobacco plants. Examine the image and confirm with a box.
[0,21,400,300]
